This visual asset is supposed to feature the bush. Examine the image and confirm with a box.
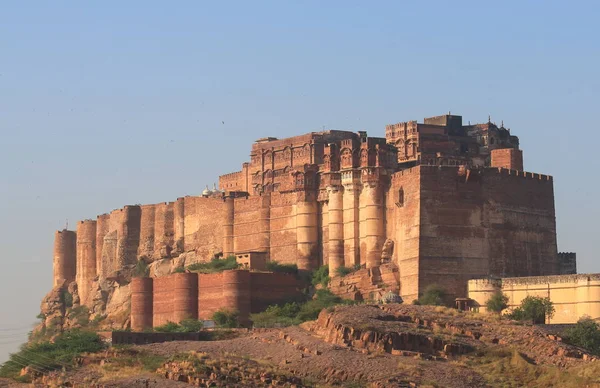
[68,305,90,326]
[505,296,554,324]
[212,309,240,328]
[187,255,240,274]
[153,321,180,333]
[172,266,185,274]
[61,290,74,308]
[335,266,353,277]
[311,265,330,287]
[251,289,354,327]
[486,291,509,314]
[418,284,447,306]
[266,261,298,275]
[178,319,204,332]
[563,317,600,355]
[0,330,105,380]
[153,319,204,333]
[250,303,302,328]
[133,260,150,278]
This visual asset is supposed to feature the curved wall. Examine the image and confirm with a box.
[131,277,153,331]
[76,220,97,304]
[222,270,251,325]
[173,273,198,323]
[53,230,77,287]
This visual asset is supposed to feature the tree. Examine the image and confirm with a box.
[418,284,447,306]
[486,291,509,314]
[506,296,554,324]
[563,317,600,355]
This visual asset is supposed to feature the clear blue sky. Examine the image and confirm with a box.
[1,1,599,362]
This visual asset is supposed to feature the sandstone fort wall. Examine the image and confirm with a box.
[131,270,301,331]
[468,274,600,323]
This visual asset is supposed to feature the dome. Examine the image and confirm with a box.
[202,185,213,197]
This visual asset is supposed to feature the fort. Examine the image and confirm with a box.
[46,113,599,327]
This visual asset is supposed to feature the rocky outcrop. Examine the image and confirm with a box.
[329,263,400,301]
[157,352,308,387]
[308,305,472,359]
[307,304,600,368]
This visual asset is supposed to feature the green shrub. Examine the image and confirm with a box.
[266,261,298,275]
[61,290,73,308]
[172,266,185,274]
[133,260,150,278]
[0,330,105,379]
[251,289,354,327]
[563,317,600,355]
[251,303,302,328]
[68,305,90,326]
[311,265,330,287]
[178,319,204,332]
[153,321,180,333]
[187,255,240,274]
[153,319,204,333]
[212,309,240,328]
[418,284,448,306]
[335,266,354,277]
[486,291,509,314]
[505,296,554,324]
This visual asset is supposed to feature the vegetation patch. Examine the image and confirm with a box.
[0,330,105,381]
[311,265,330,287]
[464,347,599,387]
[187,255,240,274]
[251,289,354,327]
[212,309,240,328]
[154,318,204,333]
[334,264,361,277]
[132,259,150,278]
[563,317,600,356]
[416,284,448,306]
[505,295,555,324]
[266,261,299,275]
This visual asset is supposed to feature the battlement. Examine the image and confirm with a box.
[500,273,600,285]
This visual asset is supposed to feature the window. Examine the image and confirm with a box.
[396,187,404,207]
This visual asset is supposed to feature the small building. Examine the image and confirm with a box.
[235,251,268,271]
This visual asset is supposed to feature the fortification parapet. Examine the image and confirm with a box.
[76,220,97,305]
[131,277,153,331]
[558,252,577,275]
[53,230,77,287]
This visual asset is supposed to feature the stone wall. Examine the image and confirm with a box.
[131,270,302,331]
[417,166,557,301]
[468,274,600,323]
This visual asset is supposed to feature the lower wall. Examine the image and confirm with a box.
[132,270,302,331]
[468,274,600,324]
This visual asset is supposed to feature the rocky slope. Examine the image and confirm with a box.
[24,304,600,387]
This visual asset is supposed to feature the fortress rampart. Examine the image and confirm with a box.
[468,274,600,323]
[50,113,580,315]
[130,270,302,330]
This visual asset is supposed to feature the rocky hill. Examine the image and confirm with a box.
[12,304,600,388]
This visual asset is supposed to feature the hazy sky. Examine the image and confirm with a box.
[1,1,599,362]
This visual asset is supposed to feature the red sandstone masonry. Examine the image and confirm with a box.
[132,270,302,330]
